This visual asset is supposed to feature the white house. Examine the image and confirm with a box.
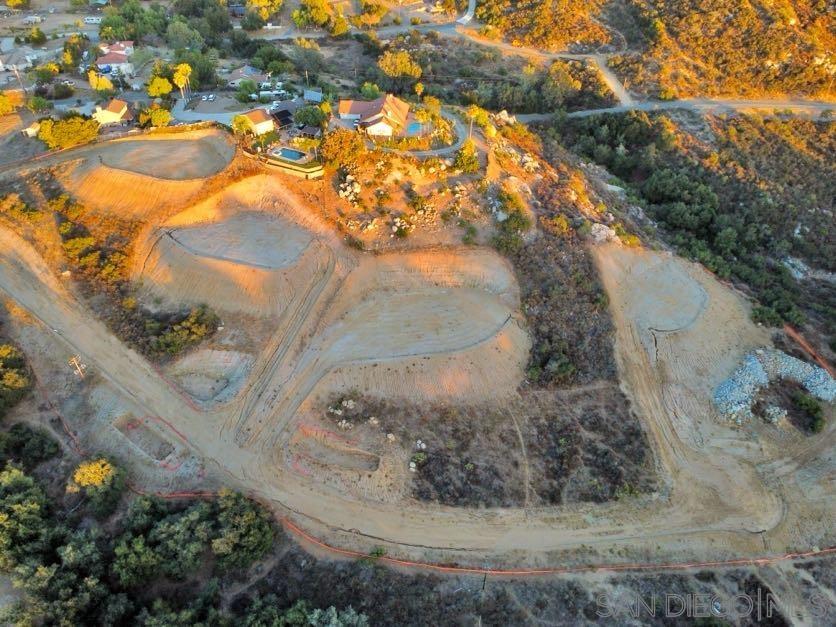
[240,108,275,135]
[21,121,41,138]
[92,98,133,126]
[95,41,134,75]
[337,93,410,138]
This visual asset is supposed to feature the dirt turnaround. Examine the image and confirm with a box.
[0,134,832,574]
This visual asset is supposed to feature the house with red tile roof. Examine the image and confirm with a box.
[95,41,134,75]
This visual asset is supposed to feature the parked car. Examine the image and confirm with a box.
[61,79,75,86]
[207,94,215,101]
[201,95,208,101]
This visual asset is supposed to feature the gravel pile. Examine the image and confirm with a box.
[713,347,835,423]
[713,353,769,421]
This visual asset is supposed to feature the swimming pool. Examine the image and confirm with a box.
[272,147,307,161]
[406,121,422,135]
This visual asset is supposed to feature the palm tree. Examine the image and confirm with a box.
[172,63,193,100]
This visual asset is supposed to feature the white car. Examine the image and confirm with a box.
[201,95,208,101]
[207,94,215,101]
[62,79,75,86]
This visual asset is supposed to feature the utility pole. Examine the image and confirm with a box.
[68,355,87,379]
[13,65,25,95]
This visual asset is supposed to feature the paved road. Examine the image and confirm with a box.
[516,97,836,123]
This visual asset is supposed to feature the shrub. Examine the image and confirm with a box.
[69,457,126,517]
[0,93,15,116]
[453,139,479,173]
[792,392,824,433]
[210,489,274,570]
[0,424,59,470]
[0,343,31,419]
[148,306,219,357]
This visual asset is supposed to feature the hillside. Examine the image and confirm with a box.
[610,0,835,99]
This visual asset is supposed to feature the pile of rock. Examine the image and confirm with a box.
[492,110,517,126]
[521,153,540,172]
[713,348,835,424]
[391,215,414,237]
[336,419,353,430]
[589,222,618,244]
[344,217,380,233]
[338,175,361,205]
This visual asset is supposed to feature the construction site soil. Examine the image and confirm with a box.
[0,131,832,580]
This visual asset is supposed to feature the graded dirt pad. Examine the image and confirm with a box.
[95,130,235,179]
[170,212,312,269]
[135,181,323,316]
[55,129,234,218]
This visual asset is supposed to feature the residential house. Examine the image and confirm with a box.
[21,121,41,138]
[0,42,53,72]
[92,98,133,126]
[337,93,410,138]
[227,65,268,89]
[241,108,275,135]
[271,108,294,129]
[95,42,134,76]
[299,125,322,139]
[101,41,135,56]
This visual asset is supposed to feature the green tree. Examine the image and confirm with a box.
[319,128,366,167]
[293,104,327,127]
[139,105,172,128]
[231,114,252,135]
[112,534,161,587]
[27,27,46,45]
[453,138,479,173]
[235,79,258,103]
[172,62,193,98]
[210,490,274,570]
[241,11,266,30]
[166,18,205,50]
[541,61,581,109]
[37,116,100,150]
[246,0,283,20]
[26,96,50,113]
[291,0,329,28]
[359,81,380,99]
[0,424,58,470]
[149,503,213,579]
[0,465,50,569]
[31,62,60,84]
[147,76,174,98]
[376,49,421,90]
[88,70,114,94]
